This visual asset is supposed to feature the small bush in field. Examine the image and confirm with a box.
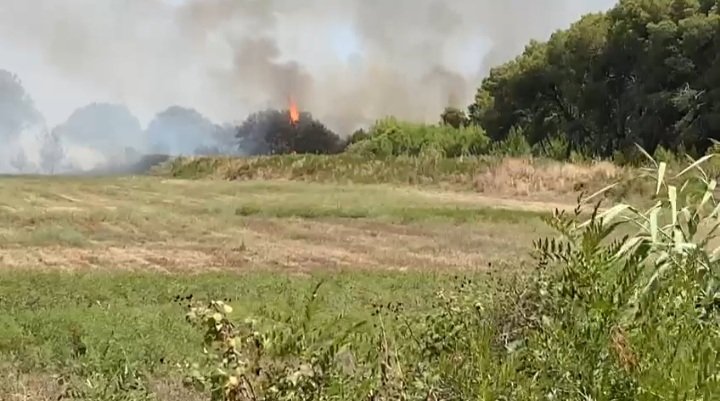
[347,117,490,158]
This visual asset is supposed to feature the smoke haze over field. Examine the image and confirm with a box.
[0,0,615,173]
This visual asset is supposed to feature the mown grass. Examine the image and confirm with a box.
[0,177,548,264]
[0,175,553,279]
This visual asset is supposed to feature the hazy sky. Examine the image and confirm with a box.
[0,0,617,129]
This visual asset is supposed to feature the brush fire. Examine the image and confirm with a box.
[288,97,300,126]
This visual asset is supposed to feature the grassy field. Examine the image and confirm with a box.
[3,155,714,400]
[0,171,562,400]
[0,175,558,272]
[0,270,471,400]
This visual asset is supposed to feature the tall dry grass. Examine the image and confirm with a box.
[164,154,635,204]
[473,157,625,199]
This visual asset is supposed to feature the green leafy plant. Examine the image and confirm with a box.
[182,283,372,401]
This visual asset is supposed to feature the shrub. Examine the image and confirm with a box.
[490,126,531,157]
[347,117,490,158]
[439,106,469,129]
[533,134,570,160]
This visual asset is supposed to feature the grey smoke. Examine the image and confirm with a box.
[54,103,144,156]
[0,70,45,173]
[0,0,616,172]
[147,106,237,155]
[0,70,42,141]
[0,69,238,174]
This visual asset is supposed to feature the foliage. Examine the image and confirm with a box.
[178,151,720,400]
[0,69,43,142]
[345,128,370,147]
[490,125,532,157]
[532,134,570,160]
[147,106,237,156]
[181,283,420,401]
[469,1,720,158]
[236,109,345,156]
[164,153,493,187]
[347,117,490,158]
[439,106,469,129]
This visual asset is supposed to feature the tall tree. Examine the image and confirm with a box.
[466,0,720,160]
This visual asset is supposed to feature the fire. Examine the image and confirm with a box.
[288,97,300,126]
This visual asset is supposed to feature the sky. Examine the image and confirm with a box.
[0,0,618,129]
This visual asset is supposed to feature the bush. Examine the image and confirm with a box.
[347,117,490,158]
[533,134,570,160]
[491,126,531,157]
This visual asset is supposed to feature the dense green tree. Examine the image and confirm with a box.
[467,0,720,160]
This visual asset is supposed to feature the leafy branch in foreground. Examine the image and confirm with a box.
[529,148,720,399]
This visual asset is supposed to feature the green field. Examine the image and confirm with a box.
[0,171,560,400]
[0,270,469,401]
[0,175,559,272]
[2,156,718,401]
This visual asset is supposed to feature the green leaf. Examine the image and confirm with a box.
[656,161,667,195]
[700,179,717,210]
[674,154,715,178]
[599,204,631,225]
[642,259,673,297]
[583,182,619,204]
[615,236,646,258]
[650,207,660,243]
[669,185,678,226]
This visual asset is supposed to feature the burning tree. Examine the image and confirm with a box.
[236,108,344,156]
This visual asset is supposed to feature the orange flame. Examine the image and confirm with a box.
[288,97,300,125]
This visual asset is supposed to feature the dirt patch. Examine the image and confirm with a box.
[410,189,576,213]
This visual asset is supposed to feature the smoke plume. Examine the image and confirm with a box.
[0,0,615,173]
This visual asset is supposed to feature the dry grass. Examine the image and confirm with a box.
[0,370,62,401]
[0,176,556,272]
[474,158,624,200]
[165,154,632,205]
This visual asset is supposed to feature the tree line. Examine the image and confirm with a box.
[465,0,720,161]
[267,1,720,163]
